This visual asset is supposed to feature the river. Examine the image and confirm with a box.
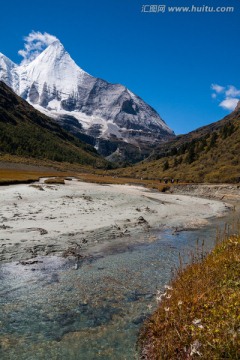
[0,206,237,360]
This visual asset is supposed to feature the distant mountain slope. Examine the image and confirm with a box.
[0,81,108,167]
[114,104,240,183]
[0,41,174,149]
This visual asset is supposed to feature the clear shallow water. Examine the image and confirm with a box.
[0,213,236,360]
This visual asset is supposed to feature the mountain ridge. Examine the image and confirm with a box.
[0,41,174,155]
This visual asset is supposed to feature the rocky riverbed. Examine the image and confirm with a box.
[0,178,231,263]
[0,178,239,359]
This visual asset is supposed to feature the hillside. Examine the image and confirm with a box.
[0,81,108,168]
[113,106,240,183]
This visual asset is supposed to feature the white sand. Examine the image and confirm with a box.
[0,178,230,262]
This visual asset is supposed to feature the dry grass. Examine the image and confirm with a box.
[0,169,58,185]
[0,163,173,192]
[77,173,172,192]
[0,168,74,185]
[138,227,240,359]
[44,177,65,184]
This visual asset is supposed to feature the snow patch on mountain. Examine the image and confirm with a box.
[0,53,18,90]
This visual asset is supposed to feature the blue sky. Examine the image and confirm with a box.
[0,0,239,134]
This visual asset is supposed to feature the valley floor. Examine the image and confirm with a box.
[0,178,231,263]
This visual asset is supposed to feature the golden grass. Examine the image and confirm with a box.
[77,173,172,192]
[0,164,174,192]
[44,177,65,184]
[0,169,72,185]
[138,229,240,359]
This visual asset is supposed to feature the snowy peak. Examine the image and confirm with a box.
[17,40,89,100]
[45,39,65,54]
[0,52,17,67]
[25,40,81,74]
[29,40,68,69]
[0,39,175,147]
[0,52,16,66]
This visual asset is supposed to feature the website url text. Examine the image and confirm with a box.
[141,5,235,13]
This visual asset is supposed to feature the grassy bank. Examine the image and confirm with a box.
[0,168,72,185]
[138,229,240,359]
[77,173,171,192]
[0,161,172,191]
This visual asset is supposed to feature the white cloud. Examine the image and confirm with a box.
[211,83,240,112]
[211,83,225,94]
[18,31,58,64]
[225,85,240,98]
[219,98,239,111]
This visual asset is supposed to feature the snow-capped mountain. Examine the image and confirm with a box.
[0,40,174,150]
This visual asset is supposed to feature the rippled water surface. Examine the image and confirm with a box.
[0,213,236,360]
